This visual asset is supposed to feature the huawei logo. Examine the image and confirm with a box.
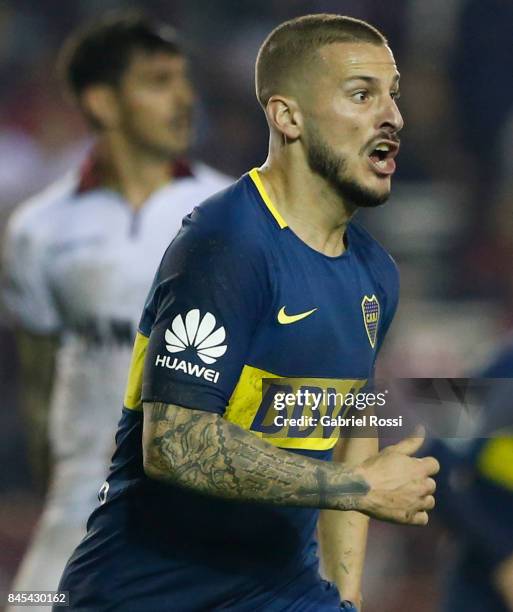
[165,309,227,364]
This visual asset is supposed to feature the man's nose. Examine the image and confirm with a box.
[378,97,404,133]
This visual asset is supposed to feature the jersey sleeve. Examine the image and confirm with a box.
[141,211,271,415]
[376,255,400,354]
[1,211,62,333]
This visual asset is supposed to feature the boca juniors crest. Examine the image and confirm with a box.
[361,295,380,349]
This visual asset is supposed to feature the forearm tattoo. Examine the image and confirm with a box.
[144,402,369,510]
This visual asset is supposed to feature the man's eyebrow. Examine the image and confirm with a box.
[344,75,377,84]
[344,73,401,85]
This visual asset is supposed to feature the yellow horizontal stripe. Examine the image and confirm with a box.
[226,364,366,451]
[249,168,287,229]
[123,331,149,411]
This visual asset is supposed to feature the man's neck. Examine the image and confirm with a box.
[99,135,173,210]
[257,151,355,258]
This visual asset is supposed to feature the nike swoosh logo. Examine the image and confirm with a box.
[277,306,318,325]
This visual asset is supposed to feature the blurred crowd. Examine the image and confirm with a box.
[1,1,513,611]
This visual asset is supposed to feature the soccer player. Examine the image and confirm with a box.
[57,14,439,611]
[2,12,230,605]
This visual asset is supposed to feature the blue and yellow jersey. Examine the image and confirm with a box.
[59,169,399,611]
[128,167,398,444]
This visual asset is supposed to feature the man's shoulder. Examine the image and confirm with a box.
[6,171,80,245]
[190,162,233,190]
[178,172,270,253]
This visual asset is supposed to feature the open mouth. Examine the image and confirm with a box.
[368,140,400,176]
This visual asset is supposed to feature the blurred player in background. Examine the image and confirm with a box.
[431,339,513,612]
[1,11,230,603]
[58,14,438,611]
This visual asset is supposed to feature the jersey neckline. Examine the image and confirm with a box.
[76,148,193,196]
[247,167,352,261]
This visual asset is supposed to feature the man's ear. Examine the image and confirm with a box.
[265,95,303,141]
[79,85,120,130]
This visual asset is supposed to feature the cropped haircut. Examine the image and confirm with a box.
[255,14,387,107]
[59,11,182,98]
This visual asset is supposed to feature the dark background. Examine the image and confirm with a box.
[1,1,513,610]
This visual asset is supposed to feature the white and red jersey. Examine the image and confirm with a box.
[2,156,231,522]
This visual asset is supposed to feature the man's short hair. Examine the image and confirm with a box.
[59,11,182,98]
[255,14,387,107]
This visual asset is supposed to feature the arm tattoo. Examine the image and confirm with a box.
[144,402,370,511]
[339,561,350,575]
[149,402,168,423]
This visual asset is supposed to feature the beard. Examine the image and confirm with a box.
[305,129,390,209]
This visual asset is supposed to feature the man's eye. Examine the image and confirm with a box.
[352,91,369,103]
